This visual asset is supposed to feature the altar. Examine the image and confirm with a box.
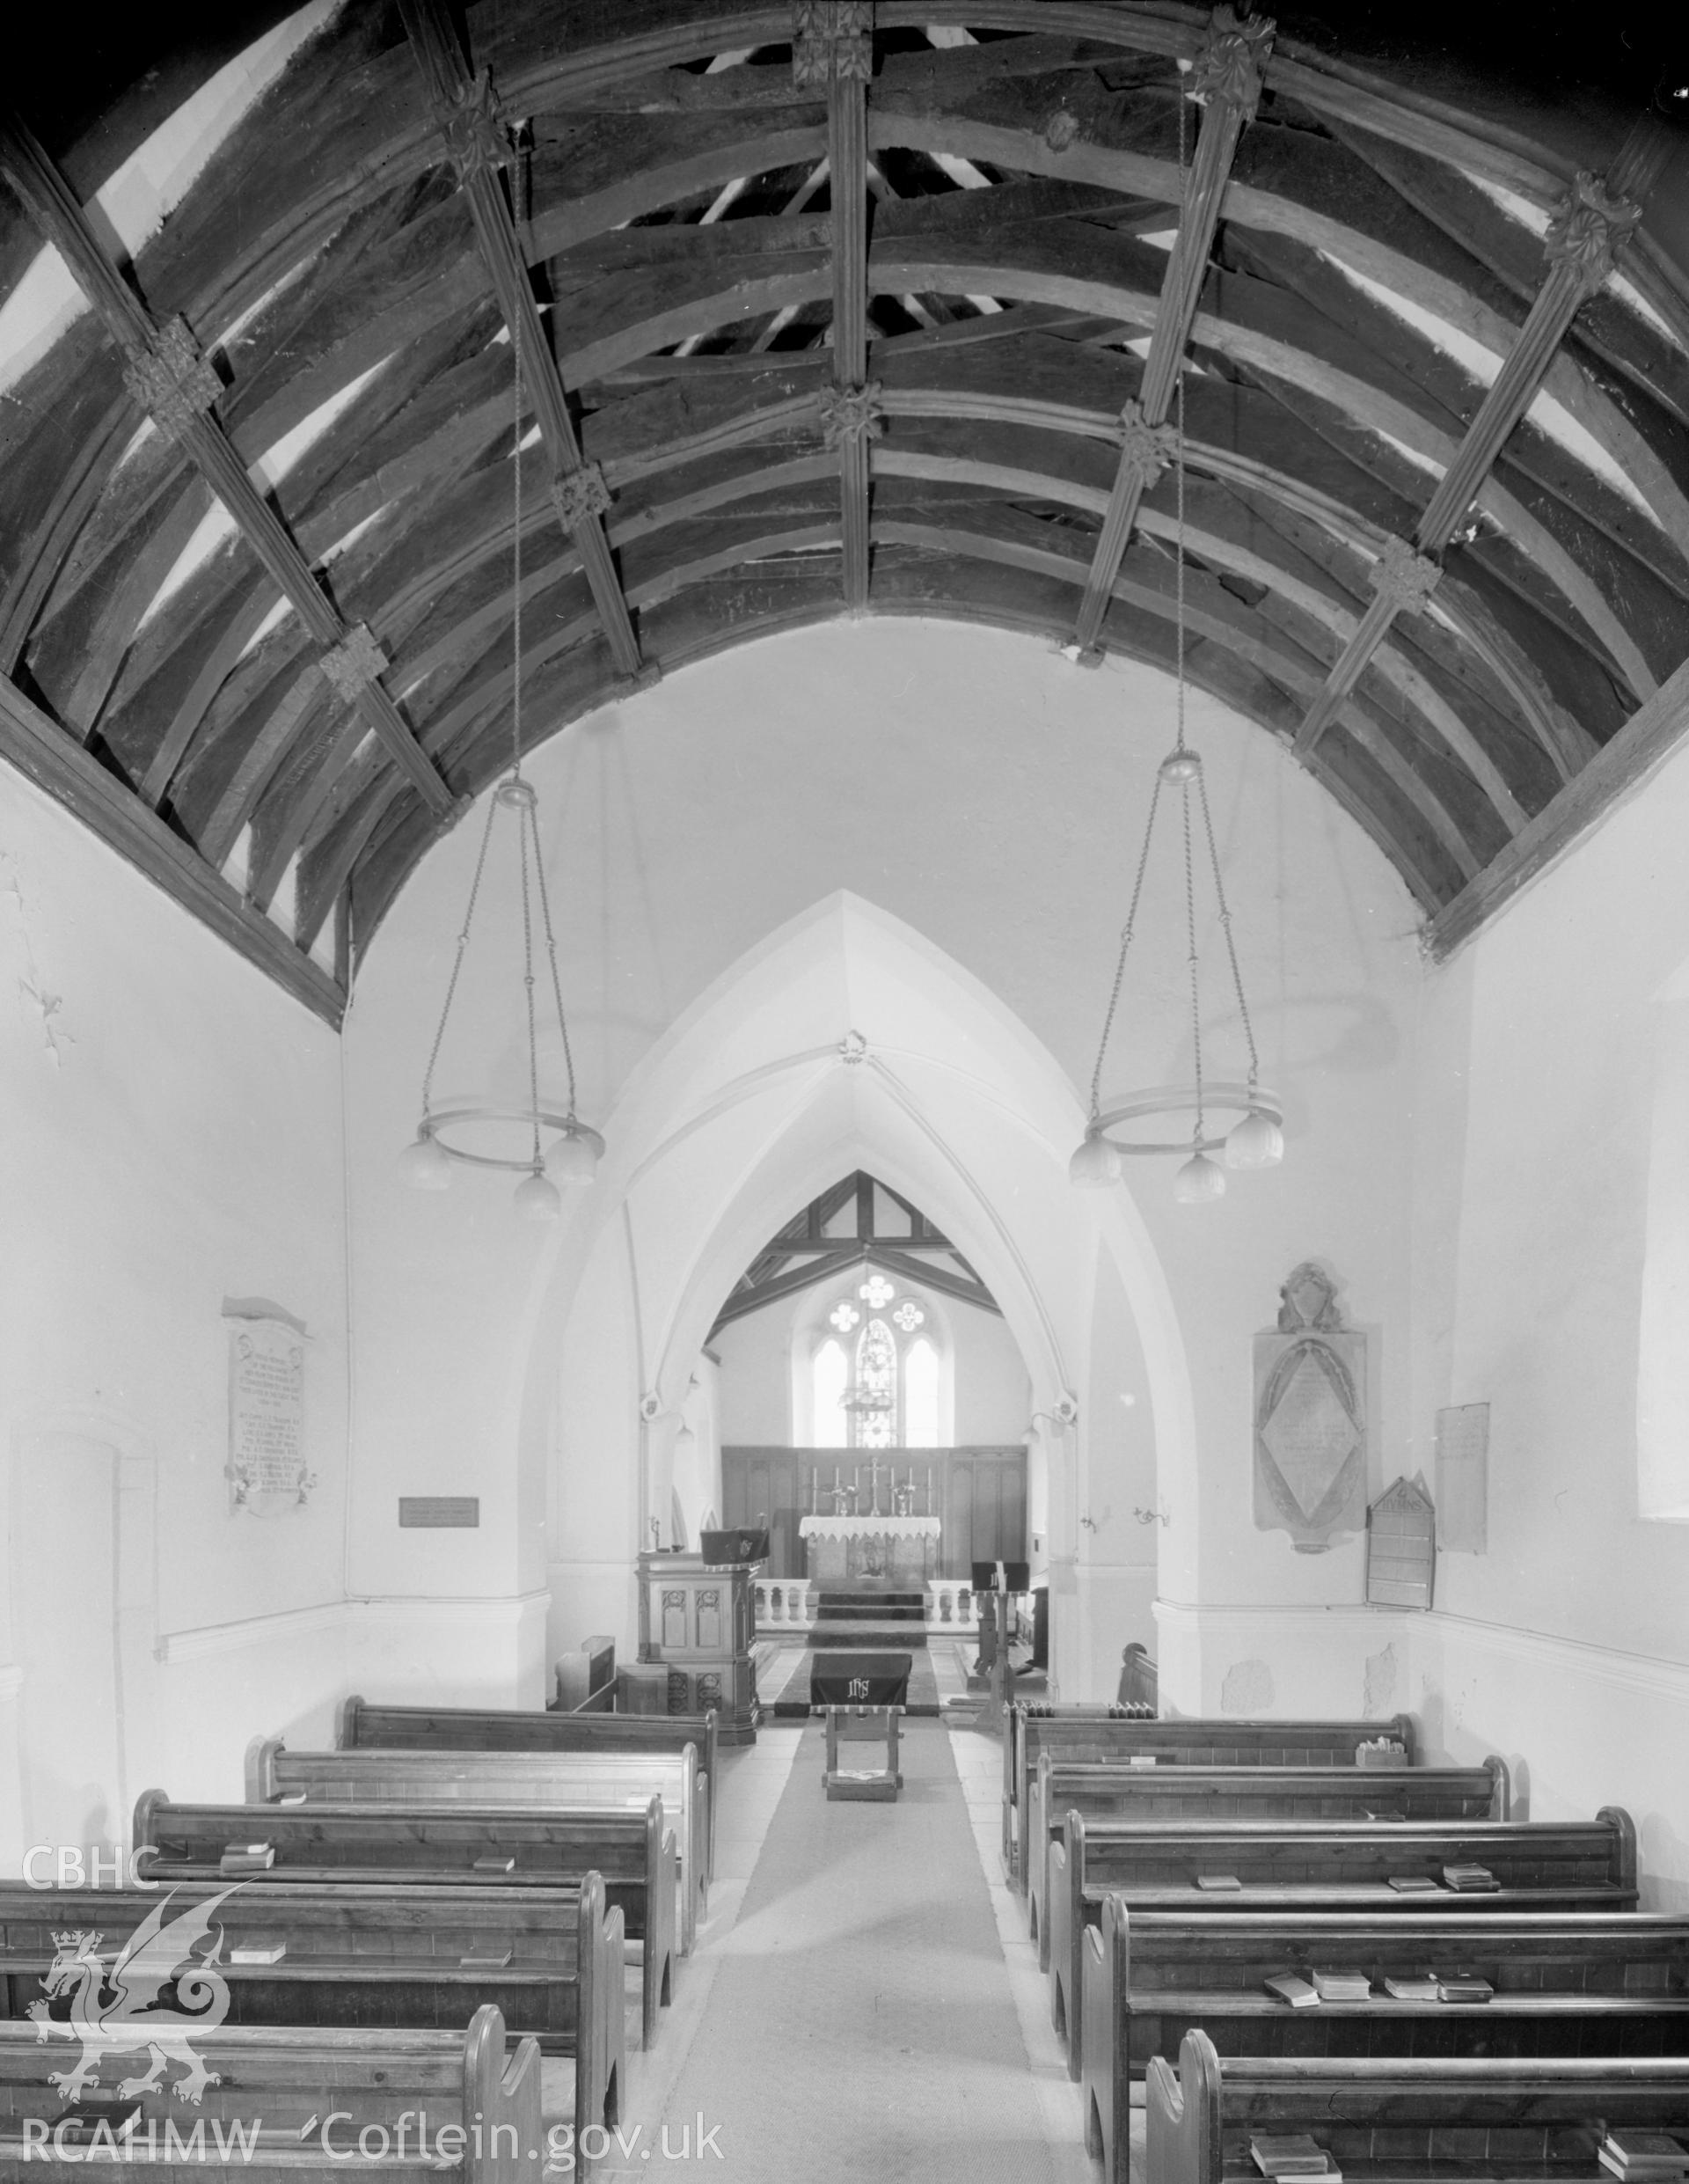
[799,1513,940,1583]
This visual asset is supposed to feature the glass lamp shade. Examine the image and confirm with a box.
[1225,1108,1284,1170]
[398,1132,452,1191]
[546,1129,600,1185]
[1069,1132,1122,1187]
[1173,1149,1226,1203]
[513,1169,562,1222]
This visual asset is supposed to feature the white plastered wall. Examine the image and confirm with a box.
[0,765,351,1871]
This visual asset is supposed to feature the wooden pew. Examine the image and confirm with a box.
[0,1876,619,2160]
[1027,1755,1508,1966]
[1084,1905,1689,2184]
[340,1692,720,1883]
[1049,1808,1638,2083]
[250,1737,706,1954]
[0,2002,541,2180]
[133,1790,676,2046]
[1005,1710,1416,1892]
[1147,2032,1689,2184]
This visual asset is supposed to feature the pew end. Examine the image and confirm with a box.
[245,1734,283,1802]
[1147,2031,1224,2184]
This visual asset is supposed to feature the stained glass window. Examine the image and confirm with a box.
[855,1318,896,1448]
[805,1279,949,1447]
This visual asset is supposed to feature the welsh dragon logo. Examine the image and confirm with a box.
[27,1887,239,2107]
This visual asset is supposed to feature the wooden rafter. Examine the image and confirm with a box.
[1072,4,1271,658]
[0,4,1682,1002]
[796,4,876,608]
[397,0,644,683]
[0,113,455,824]
[710,1169,998,1336]
[0,674,343,1025]
[1295,114,1678,758]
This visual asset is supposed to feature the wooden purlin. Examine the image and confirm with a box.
[398,0,644,681]
[1072,5,1273,658]
[0,114,455,824]
[0,673,344,1027]
[1294,114,1678,759]
[798,3,876,608]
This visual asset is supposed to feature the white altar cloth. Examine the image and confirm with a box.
[800,1513,940,1582]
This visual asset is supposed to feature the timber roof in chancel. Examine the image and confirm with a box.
[1,3,1685,1024]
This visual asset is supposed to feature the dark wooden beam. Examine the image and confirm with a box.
[794,4,876,609]
[1428,656,1689,964]
[1295,114,1678,757]
[0,674,343,1027]
[1072,5,1271,656]
[398,0,644,681]
[0,113,455,822]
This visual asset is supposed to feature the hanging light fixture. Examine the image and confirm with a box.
[1070,89,1283,1205]
[399,307,603,1218]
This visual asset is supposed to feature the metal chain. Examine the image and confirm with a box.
[530,823,580,1118]
[520,795,542,1173]
[1174,84,1188,758]
[420,795,499,1118]
[1197,761,1261,1090]
[1089,774,1163,1118]
[512,307,523,782]
[1174,81,1202,1147]
[1181,749,1205,1147]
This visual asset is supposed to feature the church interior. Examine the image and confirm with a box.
[2,0,1688,2175]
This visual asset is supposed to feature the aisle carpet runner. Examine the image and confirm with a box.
[641,1719,1059,2183]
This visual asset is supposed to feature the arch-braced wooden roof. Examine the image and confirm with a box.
[1,3,1685,1025]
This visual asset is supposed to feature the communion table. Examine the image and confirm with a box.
[799,1513,940,1584]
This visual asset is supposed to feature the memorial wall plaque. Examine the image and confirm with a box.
[225,1308,314,1516]
[1366,1477,1436,1609]
[1435,1403,1489,1552]
[398,1497,480,1528]
[1254,1262,1368,1551]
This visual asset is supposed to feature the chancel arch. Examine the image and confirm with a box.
[496,883,1194,1692]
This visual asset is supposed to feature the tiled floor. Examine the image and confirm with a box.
[571,1715,1108,2182]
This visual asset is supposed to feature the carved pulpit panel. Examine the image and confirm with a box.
[1254,1262,1367,1551]
[1366,1477,1436,1609]
[662,1589,689,1650]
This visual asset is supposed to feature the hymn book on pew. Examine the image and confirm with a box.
[1386,1874,1440,1892]
[1195,1873,1242,1890]
[228,1942,286,1965]
[1310,1968,1371,2000]
[1264,1973,1320,2007]
[1435,1972,1494,2002]
[1251,2135,1341,2180]
[219,1841,275,1875]
[1381,1973,1440,1999]
[1599,2134,1688,2180]
[1440,1862,1500,1891]
[458,1947,514,1969]
[473,1854,516,1873]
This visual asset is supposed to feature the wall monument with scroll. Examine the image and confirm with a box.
[1254,1261,1367,1552]
[224,1306,315,1516]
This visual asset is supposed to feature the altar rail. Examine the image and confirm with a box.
[753,1579,979,1633]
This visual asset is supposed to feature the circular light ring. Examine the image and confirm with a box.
[1091,1081,1283,1157]
[420,1101,606,1174]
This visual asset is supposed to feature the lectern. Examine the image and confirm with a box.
[636,1549,761,1745]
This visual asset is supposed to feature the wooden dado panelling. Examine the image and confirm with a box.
[721,1447,1027,1580]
